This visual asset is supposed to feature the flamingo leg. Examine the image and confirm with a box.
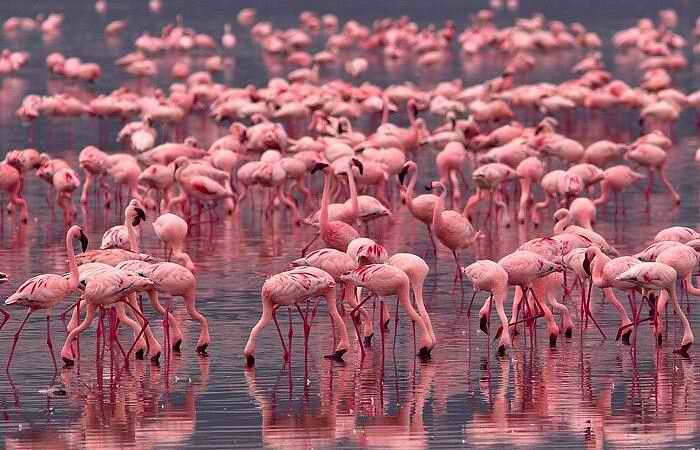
[121,299,150,367]
[46,315,57,373]
[6,309,32,372]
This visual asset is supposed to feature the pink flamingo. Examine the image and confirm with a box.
[593,165,645,210]
[582,246,639,342]
[292,248,375,350]
[60,266,154,367]
[243,266,350,366]
[387,253,436,346]
[463,260,512,354]
[117,260,210,354]
[100,199,146,250]
[303,162,359,255]
[497,250,563,346]
[0,163,28,224]
[340,264,435,359]
[153,212,195,271]
[399,161,438,255]
[429,181,483,302]
[4,225,88,371]
[616,262,693,357]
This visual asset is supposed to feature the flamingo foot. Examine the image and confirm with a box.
[324,349,346,361]
[494,325,502,340]
[173,339,182,352]
[497,345,506,356]
[135,349,145,360]
[62,357,74,367]
[622,329,632,345]
[418,346,432,360]
[151,352,161,363]
[363,334,373,347]
[564,328,572,338]
[673,342,691,358]
[480,316,488,334]
[549,334,557,347]
[245,354,255,367]
[196,343,209,354]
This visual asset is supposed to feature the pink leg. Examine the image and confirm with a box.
[6,309,32,372]
[46,315,57,372]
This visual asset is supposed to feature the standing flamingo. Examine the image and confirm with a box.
[302,162,359,255]
[100,199,146,250]
[4,225,88,371]
[153,212,195,270]
[399,161,438,256]
[243,266,350,366]
[428,181,483,302]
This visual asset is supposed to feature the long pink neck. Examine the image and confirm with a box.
[553,212,571,234]
[381,99,390,124]
[406,169,416,206]
[431,185,446,230]
[125,214,139,253]
[320,171,331,234]
[407,101,416,126]
[66,231,79,290]
[591,248,609,285]
[346,166,359,220]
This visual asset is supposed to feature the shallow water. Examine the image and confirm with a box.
[1,0,700,449]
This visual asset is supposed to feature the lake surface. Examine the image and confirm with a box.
[1,0,700,448]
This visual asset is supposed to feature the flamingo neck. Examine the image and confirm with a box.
[590,248,609,286]
[553,212,572,234]
[407,102,416,126]
[380,99,389,124]
[346,167,359,221]
[406,169,417,206]
[125,216,139,253]
[432,186,446,230]
[320,171,331,233]
[66,231,79,290]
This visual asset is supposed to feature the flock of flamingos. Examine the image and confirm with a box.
[1,2,700,383]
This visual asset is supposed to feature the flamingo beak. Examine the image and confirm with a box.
[79,232,89,253]
[424,183,433,192]
[352,158,364,175]
[133,207,146,225]
[311,162,328,174]
[582,254,591,277]
[398,165,409,185]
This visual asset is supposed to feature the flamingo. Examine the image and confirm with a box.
[153,212,195,271]
[243,266,350,366]
[100,199,146,250]
[116,260,209,354]
[399,161,438,255]
[428,181,483,302]
[4,225,88,371]
[340,264,435,359]
[60,266,155,366]
[616,262,694,357]
[302,162,359,255]
[463,260,512,354]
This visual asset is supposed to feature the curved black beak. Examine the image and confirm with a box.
[582,254,591,277]
[311,162,328,174]
[424,183,433,192]
[79,231,89,253]
[351,158,364,175]
[398,165,409,185]
[133,207,146,226]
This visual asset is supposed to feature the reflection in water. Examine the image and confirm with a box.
[244,356,433,450]
[4,356,208,450]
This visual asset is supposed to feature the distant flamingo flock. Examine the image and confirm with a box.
[2,3,700,377]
